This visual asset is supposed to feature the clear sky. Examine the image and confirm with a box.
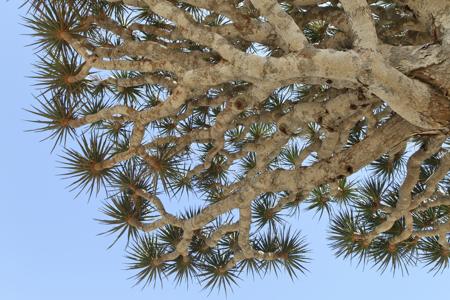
[1,2,448,299]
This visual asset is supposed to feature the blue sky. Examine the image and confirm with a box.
[1,2,448,299]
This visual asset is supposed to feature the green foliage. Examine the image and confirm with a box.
[306,185,332,217]
[352,178,390,224]
[419,237,450,274]
[166,255,200,286]
[61,134,114,197]
[278,143,302,169]
[369,237,416,274]
[111,160,152,194]
[198,250,240,294]
[127,235,168,287]
[370,151,406,180]
[303,20,337,44]
[239,152,257,174]
[146,144,186,193]
[190,232,214,259]
[252,193,285,230]
[413,207,450,231]
[33,52,88,96]
[27,94,77,148]
[346,119,368,147]
[158,225,183,250]
[333,179,358,205]
[329,179,450,275]
[254,229,309,279]
[111,71,146,106]
[24,1,83,55]
[248,123,275,142]
[98,193,156,247]
[329,210,418,274]
[275,229,309,279]
[329,211,370,265]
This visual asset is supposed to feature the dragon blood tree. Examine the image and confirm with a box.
[24,0,450,292]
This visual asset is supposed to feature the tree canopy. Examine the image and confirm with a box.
[24,0,450,293]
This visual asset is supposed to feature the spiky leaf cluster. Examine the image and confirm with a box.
[329,174,450,274]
